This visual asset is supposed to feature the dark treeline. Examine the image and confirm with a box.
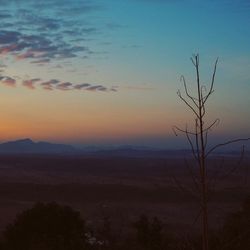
[0,197,249,250]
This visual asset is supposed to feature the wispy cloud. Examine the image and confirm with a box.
[0,76,16,87]
[56,82,73,91]
[41,79,60,90]
[22,78,41,89]
[74,83,91,89]
[86,85,108,92]
[0,1,121,95]
[0,0,103,68]
[21,77,115,92]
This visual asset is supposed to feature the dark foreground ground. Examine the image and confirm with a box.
[0,154,249,237]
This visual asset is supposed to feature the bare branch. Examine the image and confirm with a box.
[195,119,200,162]
[204,130,209,149]
[170,174,198,199]
[177,90,199,118]
[191,207,202,229]
[206,138,250,157]
[190,57,196,67]
[207,156,225,194]
[184,158,200,192]
[201,87,206,117]
[191,54,199,67]
[172,125,196,136]
[202,58,218,104]
[203,119,220,133]
[185,125,199,161]
[180,75,199,107]
[173,118,219,138]
[174,55,249,250]
[237,145,245,165]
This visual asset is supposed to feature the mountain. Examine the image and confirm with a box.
[0,138,77,154]
[0,139,244,157]
[0,139,192,157]
[84,145,192,158]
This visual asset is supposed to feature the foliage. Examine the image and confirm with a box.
[133,215,164,250]
[2,202,87,250]
[221,196,250,250]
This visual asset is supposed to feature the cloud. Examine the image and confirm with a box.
[0,0,123,90]
[57,2,102,16]
[0,33,92,62]
[0,74,117,93]
[41,79,60,90]
[0,20,93,64]
[0,0,102,66]
[74,83,91,89]
[31,58,51,64]
[0,30,20,44]
[86,85,108,92]
[22,78,41,89]
[39,79,113,92]
[81,27,97,34]
[0,76,16,87]
[110,87,118,92]
[0,1,118,94]
[56,82,73,91]
[0,13,12,19]
[0,44,18,55]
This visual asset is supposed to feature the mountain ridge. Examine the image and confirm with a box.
[0,138,77,154]
[0,139,248,157]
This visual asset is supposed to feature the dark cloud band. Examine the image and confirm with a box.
[0,75,117,92]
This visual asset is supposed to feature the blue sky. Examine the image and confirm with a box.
[0,0,249,148]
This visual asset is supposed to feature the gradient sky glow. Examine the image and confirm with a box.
[0,0,250,148]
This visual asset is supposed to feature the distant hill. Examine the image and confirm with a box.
[0,139,247,157]
[84,146,192,158]
[0,139,77,154]
[0,139,192,157]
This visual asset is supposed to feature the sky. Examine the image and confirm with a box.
[0,0,249,148]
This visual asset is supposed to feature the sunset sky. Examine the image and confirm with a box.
[0,0,249,148]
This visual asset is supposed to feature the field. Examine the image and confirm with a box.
[0,155,249,236]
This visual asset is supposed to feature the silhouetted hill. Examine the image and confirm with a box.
[0,139,247,157]
[87,146,192,158]
[0,139,77,154]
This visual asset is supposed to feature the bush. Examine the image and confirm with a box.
[2,202,88,250]
[133,215,163,250]
[221,196,250,250]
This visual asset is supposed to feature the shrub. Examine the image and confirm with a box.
[2,202,87,250]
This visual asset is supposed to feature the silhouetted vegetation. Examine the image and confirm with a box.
[220,196,250,250]
[1,202,87,250]
[0,155,249,250]
[133,215,161,250]
[174,54,250,250]
[0,198,249,250]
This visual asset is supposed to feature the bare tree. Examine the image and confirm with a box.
[173,54,250,250]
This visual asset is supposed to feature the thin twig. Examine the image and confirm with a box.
[173,125,196,136]
[184,158,200,193]
[177,90,199,118]
[202,58,218,104]
[203,119,220,133]
[185,127,199,162]
[181,75,199,107]
[206,138,250,157]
